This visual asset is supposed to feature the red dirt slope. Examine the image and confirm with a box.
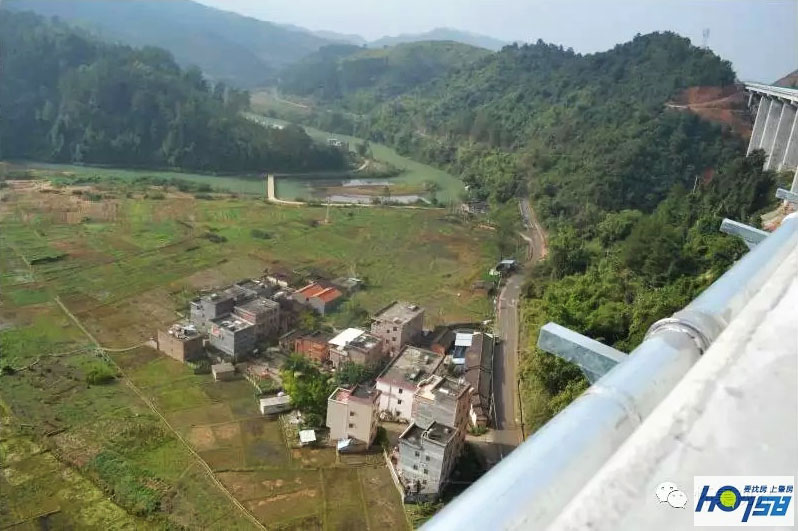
[665,85,751,139]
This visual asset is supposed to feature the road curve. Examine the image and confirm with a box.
[491,199,548,453]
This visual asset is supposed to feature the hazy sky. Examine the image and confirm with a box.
[196,0,797,82]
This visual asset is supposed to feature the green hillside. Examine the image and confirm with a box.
[369,27,507,51]
[0,10,344,173]
[4,0,335,88]
[279,41,491,112]
[326,32,778,428]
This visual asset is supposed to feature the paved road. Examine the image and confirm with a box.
[488,199,548,459]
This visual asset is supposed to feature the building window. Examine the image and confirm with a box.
[425,455,430,462]
[397,399,402,405]
[348,423,354,428]
[393,326,398,332]
[398,388,403,394]
[392,337,396,342]
[349,411,355,416]
[414,451,420,457]
[413,464,418,470]
[423,469,428,475]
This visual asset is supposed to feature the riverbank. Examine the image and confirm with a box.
[245,113,464,203]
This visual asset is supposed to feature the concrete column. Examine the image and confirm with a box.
[766,103,796,171]
[780,104,798,171]
[748,97,771,154]
[758,99,783,156]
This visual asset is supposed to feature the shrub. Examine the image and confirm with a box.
[250,229,272,239]
[202,232,227,243]
[85,362,116,385]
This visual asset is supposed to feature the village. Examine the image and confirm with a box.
[155,270,500,503]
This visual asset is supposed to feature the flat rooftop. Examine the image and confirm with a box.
[330,385,379,404]
[210,316,254,332]
[400,421,457,446]
[377,346,443,389]
[329,328,365,348]
[260,394,291,406]
[236,297,279,314]
[373,301,423,324]
[348,330,381,351]
[166,322,201,340]
[416,375,470,402]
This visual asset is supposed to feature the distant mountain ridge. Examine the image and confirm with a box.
[369,27,508,51]
[5,0,510,89]
[774,69,798,89]
[3,0,335,88]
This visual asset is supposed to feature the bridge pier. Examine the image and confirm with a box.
[745,84,798,191]
[748,97,771,155]
[759,98,783,154]
[766,102,796,171]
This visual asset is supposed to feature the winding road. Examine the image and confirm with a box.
[489,199,548,456]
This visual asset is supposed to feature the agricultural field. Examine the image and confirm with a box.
[0,173,495,528]
[4,161,268,195]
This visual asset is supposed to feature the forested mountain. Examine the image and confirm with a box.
[0,10,344,173]
[4,0,335,88]
[369,27,507,51]
[277,32,778,428]
[279,41,491,112]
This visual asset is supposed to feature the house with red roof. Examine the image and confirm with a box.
[292,281,343,315]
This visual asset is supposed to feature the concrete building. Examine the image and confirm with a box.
[259,394,292,415]
[326,385,381,448]
[328,328,384,368]
[413,375,471,435]
[371,301,425,355]
[397,375,470,500]
[233,297,280,340]
[376,346,443,422]
[463,332,494,428]
[211,362,236,381]
[397,422,460,500]
[293,282,343,315]
[293,330,333,363]
[189,279,271,332]
[208,316,255,361]
[157,322,204,363]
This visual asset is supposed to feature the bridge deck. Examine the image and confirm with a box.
[745,81,798,103]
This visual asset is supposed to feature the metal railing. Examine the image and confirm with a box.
[423,214,798,530]
[744,82,798,103]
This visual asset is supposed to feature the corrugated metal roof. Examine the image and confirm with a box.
[299,429,316,444]
[329,328,365,348]
[455,332,474,347]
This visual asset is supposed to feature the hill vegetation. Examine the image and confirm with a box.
[279,32,778,428]
[4,0,335,88]
[369,27,507,51]
[0,10,345,173]
[279,41,491,113]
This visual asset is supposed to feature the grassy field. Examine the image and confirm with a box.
[0,174,495,528]
[4,161,268,195]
